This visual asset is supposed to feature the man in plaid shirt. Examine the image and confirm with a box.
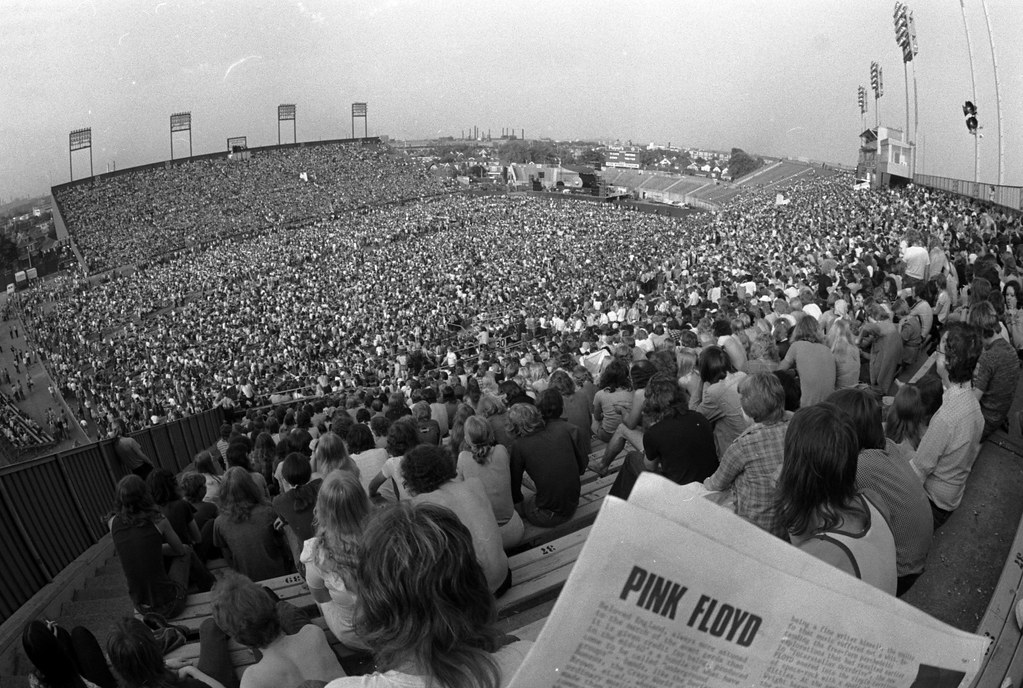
[704,372,789,538]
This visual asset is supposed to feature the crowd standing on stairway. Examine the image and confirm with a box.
[17,146,1023,686]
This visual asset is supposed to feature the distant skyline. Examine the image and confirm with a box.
[1,0,1020,200]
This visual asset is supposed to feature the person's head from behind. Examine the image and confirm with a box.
[386,419,420,457]
[938,322,983,385]
[826,388,885,451]
[225,440,252,472]
[698,345,734,385]
[22,620,83,688]
[402,444,456,496]
[463,416,496,464]
[280,452,312,490]
[346,423,376,455]
[210,571,281,649]
[194,450,217,476]
[642,373,688,424]
[106,618,170,688]
[508,403,544,438]
[476,394,506,419]
[315,469,370,545]
[791,315,821,344]
[412,401,432,423]
[535,388,563,422]
[355,503,500,685]
[775,403,860,537]
[967,300,999,340]
[597,359,630,392]
[145,468,179,506]
[886,383,926,447]
[313,431,355,476]
[113,475,155,521]
[737,373,785,424]
[219,467,264,522]
[178,472,207,503]
[547,370,575,397]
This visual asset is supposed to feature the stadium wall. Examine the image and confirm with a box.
[0,407,223,626]
[49,136,382,197]
[913,174,1023,214]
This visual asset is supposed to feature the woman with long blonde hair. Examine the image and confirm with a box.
[826,318,861,390]
[301,470,371,649]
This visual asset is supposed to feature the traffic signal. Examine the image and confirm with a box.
[963,101,978,134]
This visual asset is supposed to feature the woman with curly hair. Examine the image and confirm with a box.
[324,503,531,688]
[108,475,201,619]
[301,471,372,649]
[592,358,633,442]
[213,468,288,580]
[476,394,514,452]
[457,416,523,548]
[404,444,510,596]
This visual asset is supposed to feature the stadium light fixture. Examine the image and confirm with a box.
[351,102,368,139]
[68,127,94,181]
[170,112,193,160]
[278,104,297,145]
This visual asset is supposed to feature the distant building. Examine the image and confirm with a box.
[857,126,913,188]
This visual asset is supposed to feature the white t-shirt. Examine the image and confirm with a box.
[324,640,533,688]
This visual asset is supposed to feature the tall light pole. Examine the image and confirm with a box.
[959,0,979,183]
[980,0,1003,185]
[893,3,920,177]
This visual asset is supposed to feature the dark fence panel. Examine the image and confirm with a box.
[0,494,48,622]
[59,444,118,540]
[1,460,93,578]
[166,421,190,469]
[147,424,176,471]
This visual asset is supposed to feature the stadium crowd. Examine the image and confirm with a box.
[53,143,451,273]
[16,144,1023,686]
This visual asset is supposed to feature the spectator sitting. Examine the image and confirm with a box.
[213,468,289,580]
[209,571,344,688]
[775,403,897,595]
[271,453,321,570]
[403,444,511,596]
[704,372,789,537]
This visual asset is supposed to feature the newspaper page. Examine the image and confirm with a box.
[508,474,989,688]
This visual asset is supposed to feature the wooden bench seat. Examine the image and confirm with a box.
[173,573,315,635]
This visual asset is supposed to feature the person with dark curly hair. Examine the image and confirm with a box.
[107,616,231,688]
[592,359,633,442]
[403,444,510,596]
[209,571,343,688]
[324,503,531,688]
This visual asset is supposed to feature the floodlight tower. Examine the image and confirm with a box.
[857,86,868,132]
[893,3,919,176]
[980,0,1003,185]
[870,62,884,130]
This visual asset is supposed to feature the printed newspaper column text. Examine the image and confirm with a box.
[761,616,914,687]
[554,601,752,687]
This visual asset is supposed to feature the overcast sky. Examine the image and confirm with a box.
[1,0,1020,201]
